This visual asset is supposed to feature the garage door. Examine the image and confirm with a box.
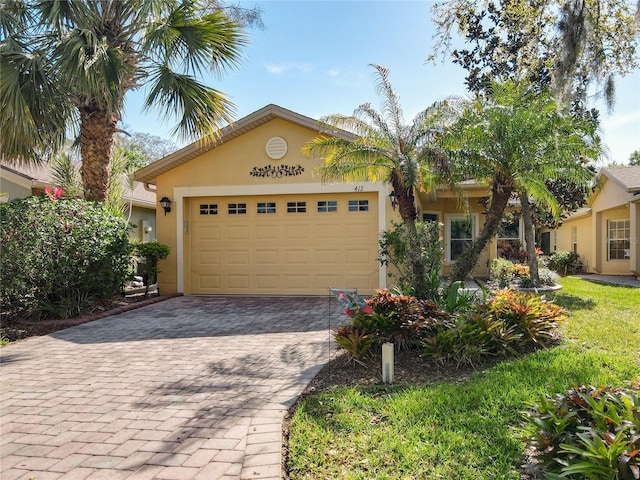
[188,192,379,295]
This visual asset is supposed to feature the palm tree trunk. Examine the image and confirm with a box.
[391,172,430,297]
[79,107,118,202]
[520,191,540,286]
[451,180,513,282]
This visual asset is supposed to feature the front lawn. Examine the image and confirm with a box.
[286,277,640,479]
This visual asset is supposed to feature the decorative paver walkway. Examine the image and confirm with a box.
[570,273,640,288]
[1,296,347,480]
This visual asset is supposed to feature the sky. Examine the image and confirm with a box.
[122,0,640,165]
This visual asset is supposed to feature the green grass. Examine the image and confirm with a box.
[287,278,640,479]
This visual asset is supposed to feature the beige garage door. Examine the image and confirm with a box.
[188,193,379,295]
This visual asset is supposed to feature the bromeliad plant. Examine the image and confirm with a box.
[422,289,567,367]
[523,384,640,479]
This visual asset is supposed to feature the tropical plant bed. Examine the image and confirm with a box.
[284,278,640,480]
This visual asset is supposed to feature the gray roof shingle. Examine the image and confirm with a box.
[602,166,640,193]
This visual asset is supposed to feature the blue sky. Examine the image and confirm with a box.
[123,0,640,164]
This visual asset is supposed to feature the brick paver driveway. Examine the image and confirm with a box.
[1,296,344,480]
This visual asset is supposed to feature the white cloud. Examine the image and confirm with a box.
[265,62,314,75]
[325,67,367,87]
[265,63,286,75]
[601,111,640,129]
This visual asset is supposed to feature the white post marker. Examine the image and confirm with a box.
[382,342,394,384]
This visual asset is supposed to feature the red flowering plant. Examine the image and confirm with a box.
[44,186,64,200]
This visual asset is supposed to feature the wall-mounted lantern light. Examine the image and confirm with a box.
[388,191,398,211]
[160,196,172,216]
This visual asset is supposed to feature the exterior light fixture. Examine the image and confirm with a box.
[160,196,172,215]
[388,191,398,210]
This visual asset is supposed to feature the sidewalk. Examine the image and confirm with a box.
[570,274,640,288]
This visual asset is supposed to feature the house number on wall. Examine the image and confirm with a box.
[250,164,304,178]
[354,185,364,192]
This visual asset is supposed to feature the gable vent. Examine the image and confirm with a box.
[266,136,288,160]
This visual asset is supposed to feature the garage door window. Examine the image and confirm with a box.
[318,200,337,212]
[257,202,276,214]
[228,203,247,214]
[348,200,369,211]
[199,204,218,215]
[287,201,306,213]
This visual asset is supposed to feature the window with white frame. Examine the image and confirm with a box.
[446,215,475,263]
[571,226,578,254]
[607,219,630,260]
[496,217,521,261]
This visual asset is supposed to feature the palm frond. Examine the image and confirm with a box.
[0,47,70,164]
[369,64,405,144]
[0,0,32,38]
[144,65,235,141]
[143,5,246,76]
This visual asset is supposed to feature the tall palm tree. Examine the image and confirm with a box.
[302,64,463,297]
[442,81,600,282]
[0,0,247,201]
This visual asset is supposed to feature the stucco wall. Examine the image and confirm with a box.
[0,177,31,203]
[597,205,631,275]
[128,206,157,243]
[554,215,594,271]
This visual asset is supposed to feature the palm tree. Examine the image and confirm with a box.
[302,64,463,297]
[442,81,600,282]
[0,0,247,201]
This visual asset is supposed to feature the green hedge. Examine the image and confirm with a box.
[1,195,131,319]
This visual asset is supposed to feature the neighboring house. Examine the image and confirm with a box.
[0,162,157,242]
[547,166,640,278]
[134,104,522,296]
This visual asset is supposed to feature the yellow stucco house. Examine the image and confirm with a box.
[547,166,640,278]
[134,104,518,296]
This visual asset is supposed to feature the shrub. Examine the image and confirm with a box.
[491,258,516,287]
[547,250,583,275]
[0,195,131,319]
[132,241,170,284]
[492,259,560,288]
[519,267,560,288]
[523,384,640,479]
[379,221,444,300]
